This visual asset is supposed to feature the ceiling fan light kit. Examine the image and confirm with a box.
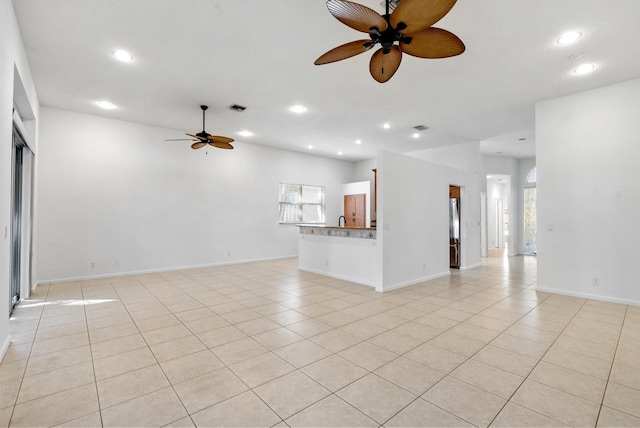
[165,105,235,150]
[315,0,465,83]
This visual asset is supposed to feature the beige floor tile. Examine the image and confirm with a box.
[553,334,617,361]
[267,310,309,326]
[451,359,524,399]
[174,307,215,322]
[490,333,550,359]
[30,332,89,357]
[338,341,398,371]
[101,387,188,427]
[603,381,640,418]
[0,379,20,409]
[191,390,282,427]
[54,411,102,427]
[274,339,332,368]
[365,312,407,329]
[465,314,513,332]
[404,342,467,373]
[160,349,224,384]
[88,322,139,344]
[149,335,206,362]
[253,371,330,419]
[162,416,196,427]
[490,402,569,427]
[597,405,640,427]
[173,367,248,414]
[25,345,91,377]
[472,344,538,377]
[220,308,263,324]
[141,324,193,346]
[134,314,181,332]
[542,346,613,380]
[422,376,506,427]
[339,319,388,339]
[309,329,362,353]
[368,330,422,354]
[212,337,268,365]
[252,327,304,350]
[610,362,640,390]
[35,321,88,341]
[0,358,27,383]
[85,313,132,331]
[511,379,600,426]
[90,333,147,360]
[229,352,295,388]
[10,384,99,427]
[392,321,441,342]
[529,360,607,403]
[0,343,31,364]
[375,356,444,395]
[337,373,416,423]
[234,317,281,336]
[429,331,487,357]
[97,364,170,409]
[385,397,474,427]
[314,310,360,327]
[196,325,247,348]
[0,405,12,427]
[182,315,229,334]
[94,346,157,380]
[17,361,95,404]
[286,319,333,338]
[301,354,368,392]
[284,394,377,427]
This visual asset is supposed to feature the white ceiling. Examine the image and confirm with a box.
[12,0,640,162]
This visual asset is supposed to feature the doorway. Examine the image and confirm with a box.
[524,167,537,255]
[344,194,366,228]
[10,125,26,312]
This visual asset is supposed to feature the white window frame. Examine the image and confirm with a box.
[278,183,325,224]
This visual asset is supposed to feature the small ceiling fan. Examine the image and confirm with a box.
[166,105,234,150]
[314,0,465,83]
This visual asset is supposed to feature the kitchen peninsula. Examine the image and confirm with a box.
[297,224,379,289]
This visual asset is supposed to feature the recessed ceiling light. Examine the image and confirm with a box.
[95,100,117,110]
[238,130,253,137]
[383,123,391,129]
[487,175,492,178]
[112,49,133,62]
[338,151,343,156]
[290,105,307,114]
[412,133,420,139]
[308,145,313,150]
[558,31,582,45]
[355,139,362,145]
[574,63,596,75]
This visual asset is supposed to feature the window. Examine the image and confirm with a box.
[279,183,325,224]
[526,166,537,184]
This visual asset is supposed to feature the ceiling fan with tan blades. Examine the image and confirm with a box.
[314,0,465,83]
[166,105,234,150]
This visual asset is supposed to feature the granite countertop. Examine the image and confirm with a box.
[296,224,376,230]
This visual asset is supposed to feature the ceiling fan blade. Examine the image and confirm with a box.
[326,0,388,33]
[400,27,465,58]
[191,142,206,149]
[369,46,402,83]
[210,141,234,150]
[165,138,197,141]
[315,40,374,65]
[207,135,235,144]
[186,133,207,141]
[390,0,457,35]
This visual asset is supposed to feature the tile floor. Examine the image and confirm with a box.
[1,253,639,427]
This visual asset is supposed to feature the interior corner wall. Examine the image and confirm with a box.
[0,0,40,358]
[536,77,640,305]
[378,150,481,291]
[35,107,355,283]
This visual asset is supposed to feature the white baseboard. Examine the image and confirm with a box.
[378,271,451,293]
[536,286,640,307]
[36,255,298,286]
[0,335,11,363]
[297,267,378,289]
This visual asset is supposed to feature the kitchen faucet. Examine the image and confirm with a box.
[338,216,346,227]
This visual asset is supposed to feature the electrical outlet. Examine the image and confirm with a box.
[114,260,120,266]
[90,262,95,269]
[227,251,231,256]
[592,277,600,286]
[325,260,329,266]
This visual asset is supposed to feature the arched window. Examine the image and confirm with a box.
[526,167,537,184]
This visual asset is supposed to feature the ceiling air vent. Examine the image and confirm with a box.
[414,125,430,131]
[228,104,247,113]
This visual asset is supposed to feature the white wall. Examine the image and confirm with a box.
[378,150,482,291]
[536,78,640,306]
[0,0,40,359]
[36,107,355,282]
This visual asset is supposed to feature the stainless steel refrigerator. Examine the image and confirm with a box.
[449,197,460,268]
